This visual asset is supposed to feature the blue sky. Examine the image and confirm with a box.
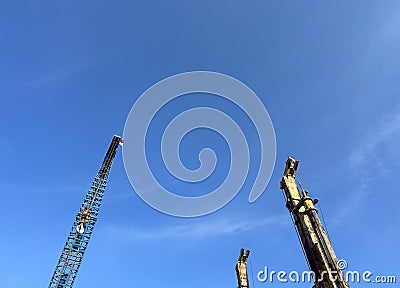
[1,1,399,287]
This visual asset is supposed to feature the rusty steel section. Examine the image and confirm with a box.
[280,157,350,288]
[235,248,251,288]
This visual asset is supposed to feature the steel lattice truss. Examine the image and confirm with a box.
[48,136,121,288]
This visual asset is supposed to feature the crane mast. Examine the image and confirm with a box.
[48,135,122,288]
[280,157,350,288]
[235,248,250,288]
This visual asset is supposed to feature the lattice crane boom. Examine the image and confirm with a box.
[48,135,122,288]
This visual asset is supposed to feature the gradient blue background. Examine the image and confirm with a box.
[1,1,399,287]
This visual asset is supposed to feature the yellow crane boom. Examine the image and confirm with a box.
[235,248,250,288]
[280,157,350,288]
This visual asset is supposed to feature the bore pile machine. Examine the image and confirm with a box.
[280,157,350,288]
[235,158,350,288]
[235,249,250,288]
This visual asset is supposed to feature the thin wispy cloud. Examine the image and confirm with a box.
[350,104,400,169]
[332,183,371,225]
[338,104,400,225]
[101,215,288,242]
[22,61,92,88]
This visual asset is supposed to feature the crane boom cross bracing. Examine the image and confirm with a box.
[48,135,122,288]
